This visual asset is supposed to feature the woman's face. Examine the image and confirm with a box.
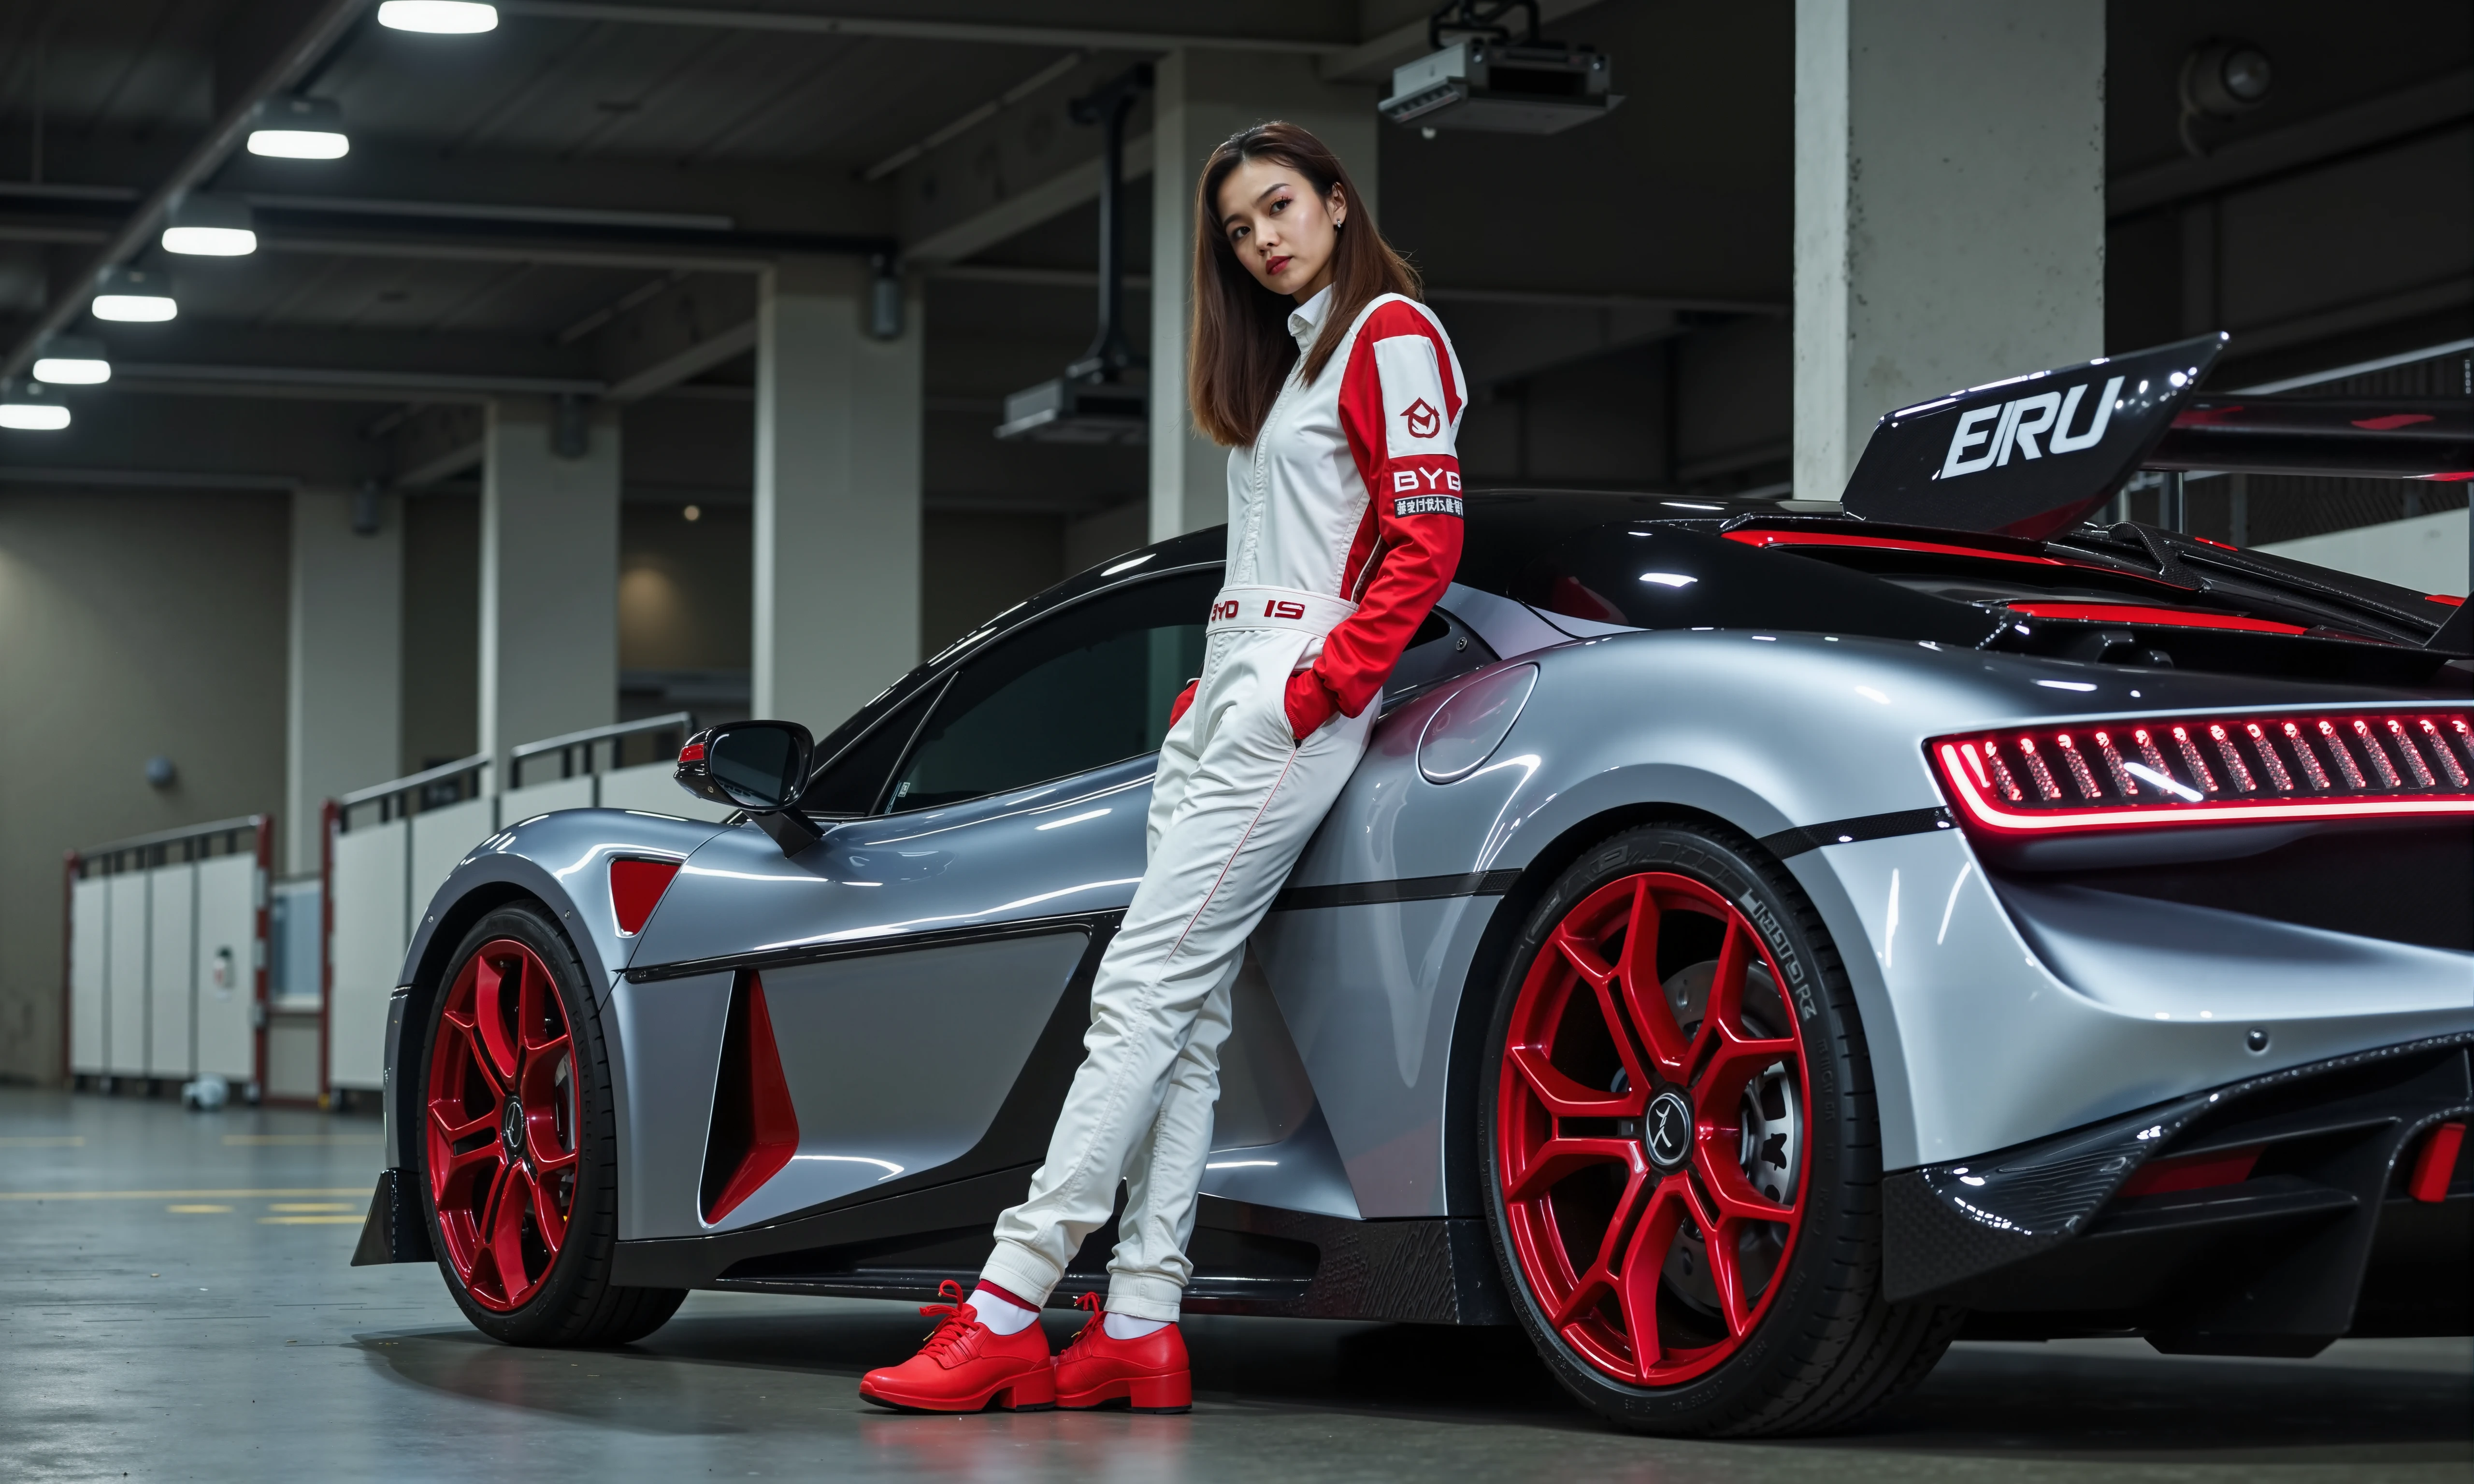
[1215,157,1347,303]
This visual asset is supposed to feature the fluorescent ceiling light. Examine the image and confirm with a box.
[33,337,109,385]
[249,128,349,159]
[248,97,348,158]
[0,403,71,430]
[163,195,257,256]
[93,294,176,321]
[33,356,109,385]
[92,266,176,321]
[163,225,257,256]
[379,1,500,32]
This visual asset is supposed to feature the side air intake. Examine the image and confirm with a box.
[700,972,799,1225]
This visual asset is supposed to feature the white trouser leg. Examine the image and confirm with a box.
[981,630,1369,1321]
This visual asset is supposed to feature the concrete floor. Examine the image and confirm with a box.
[3,1085,2466,1482]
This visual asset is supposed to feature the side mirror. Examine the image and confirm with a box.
[676,721,822,855]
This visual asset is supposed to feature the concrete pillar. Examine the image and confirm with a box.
[1793,0,2105,502]
[286,487,402,875]
[478,398,619,786]
[752,256,924,730]
[1148,50,1380,540]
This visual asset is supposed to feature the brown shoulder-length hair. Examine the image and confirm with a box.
[1188,121,1422,447]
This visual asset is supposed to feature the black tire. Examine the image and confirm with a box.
[414,902,688,1347]
[1477,823,1962,1436]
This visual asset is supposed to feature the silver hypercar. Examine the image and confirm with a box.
[356,336,2474,1436]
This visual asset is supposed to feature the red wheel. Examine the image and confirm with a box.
[1481,826,1962,1436]
[425,936,579,1311]
[1496,870,1808,1386]
[416,904,686,1345]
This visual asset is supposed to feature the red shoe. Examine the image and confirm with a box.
[1053,1293,1192,1413]
[859,1281,1057,1413]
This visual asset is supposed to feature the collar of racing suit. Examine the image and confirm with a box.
[1286,285,1334,352]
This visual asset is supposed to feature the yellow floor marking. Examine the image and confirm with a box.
[259,1214,364,1225]
[267,1202,358,1213]
[0,1188,367,1202]
[167,1205,233,1214]
[0,1136,85,1147]
[221,1134,383,1146]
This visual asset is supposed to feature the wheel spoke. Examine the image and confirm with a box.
[1545,1164,1654,1327]
[1614,882,1694,1078]
[1507,1046,1641,1119]
[1612,1176,1692,1377]
[471,954,520,1085]
[527,1107,578,1172]
[438,1141,502,1192]
[1692,1137,1797,1222]
[528,1166,567,1257]
[518,953,558,1056]
[1507,1135,1639,1203]
[490,1164,535,1301]
[1697,1207,1755,1337]
[1551,925,1615,989]
[431,1099,495,1145]
[1696,1028,1801,1114]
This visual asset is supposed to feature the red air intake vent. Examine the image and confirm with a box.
[609,856,682,936]
[1930,710,2474,834]
[700,972,799,1224]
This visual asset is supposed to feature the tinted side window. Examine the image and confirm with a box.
[888,571,1218,812]
[1503,525,1999,645]
[797,680,941,815]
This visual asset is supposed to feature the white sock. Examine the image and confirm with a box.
[1103,1312,1171,1340]
[969,1285,1039,1335]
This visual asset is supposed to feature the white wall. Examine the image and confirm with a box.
[2259,507,2469,597]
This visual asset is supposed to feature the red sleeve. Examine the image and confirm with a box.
[1316,299,1466,718]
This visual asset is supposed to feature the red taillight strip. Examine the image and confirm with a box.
[2000,601,2313,635]
[1930,708,2474,835]
[1724,530,2069,565]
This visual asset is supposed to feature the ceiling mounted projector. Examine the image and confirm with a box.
[1379,0,1622,136]
[996,65,1152,446]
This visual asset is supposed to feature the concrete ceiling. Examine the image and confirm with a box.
[0,0,2464,505]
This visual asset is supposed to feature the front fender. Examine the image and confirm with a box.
[396,808,733,1003]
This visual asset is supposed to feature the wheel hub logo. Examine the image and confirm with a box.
[1645,1089,1693,1170]
[502,1097,526,1156]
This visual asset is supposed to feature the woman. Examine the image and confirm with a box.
[862,120,1467,1414]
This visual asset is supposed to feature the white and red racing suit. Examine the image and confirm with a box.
[979,287,1467,1321]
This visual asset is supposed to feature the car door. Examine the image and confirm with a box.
[624,567,1217,1229]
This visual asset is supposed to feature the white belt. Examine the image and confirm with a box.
[1206,584,1358,637]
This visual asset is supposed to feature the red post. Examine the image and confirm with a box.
[59,851,78,1087]
[253,814,274,1103]
[319,799,338,1109]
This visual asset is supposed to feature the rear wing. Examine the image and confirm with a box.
[1842,331,2473,540]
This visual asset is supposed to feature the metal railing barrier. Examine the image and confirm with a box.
[322,712,730,1098]
[63,814,272,1100]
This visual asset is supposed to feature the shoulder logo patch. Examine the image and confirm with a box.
[1402,398,1440,439]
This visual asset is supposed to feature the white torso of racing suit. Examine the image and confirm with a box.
[1215,286,1469,721]
[981,286,1470,1322]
